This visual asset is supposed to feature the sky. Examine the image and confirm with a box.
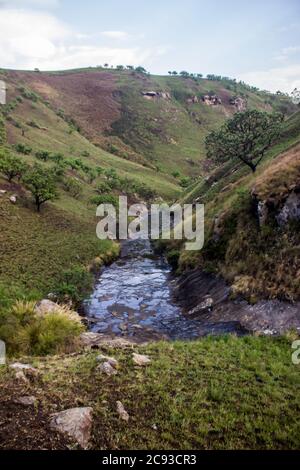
[0,0,299,93]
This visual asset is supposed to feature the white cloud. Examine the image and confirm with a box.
[0,9,165,70]
[101,31,129,40]
[239,64,300,94]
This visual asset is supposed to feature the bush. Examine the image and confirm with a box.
[14,143,32,155]
[54,266,94,305]
[0,300,83,356]
[90,194,119,207]
[35,150,51,161]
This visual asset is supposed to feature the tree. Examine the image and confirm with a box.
[135,66,147,74]
[180,71,189,78]
[0,152,27,182]
[205,110,283,173]
[116,65,124,70]
[104,63,109,68]
[172,71,178,75]
[23,164,58,212]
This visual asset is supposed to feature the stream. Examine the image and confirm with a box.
[84,238,245,340]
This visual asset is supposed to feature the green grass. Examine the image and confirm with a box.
[0,334,299,449]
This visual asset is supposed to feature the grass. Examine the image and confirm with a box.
[0,334,299,449]
[0,193,119,302]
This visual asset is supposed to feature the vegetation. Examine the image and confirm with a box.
[205,110,284,172]
[0,300,83,356]
[0,335,299,449]
[0,152,27,182]
[23,164,58,212]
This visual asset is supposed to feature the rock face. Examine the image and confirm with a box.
[276,191,300,226]
[116,401,129,422]
[132,353,151,366]
[202,94,222,106]
[49,407,93,449]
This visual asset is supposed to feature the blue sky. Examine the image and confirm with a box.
[0,0,299,92]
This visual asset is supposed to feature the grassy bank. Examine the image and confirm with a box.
[0,334,299,449]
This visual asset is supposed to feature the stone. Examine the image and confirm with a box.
[34,299,58,315]
[49,407,93,449]
[116,401,129,422]
[187,296,214,316]
[10,362,39,377]
[132,353,151,366]
[276,191,300,226]
[96,355,118,369]
[15,370,29,383]
[13,396,37,406]
[0,189,7,195]
[80,332,140,349]
[97,361,118,376]
[9,195,17,204]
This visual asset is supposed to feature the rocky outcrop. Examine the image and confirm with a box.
[229,96,247,111]
[49,407,93,449]
[186,95,199,104]
[276,191,300,226]
[202,94,222,106]
[142,91,171,100]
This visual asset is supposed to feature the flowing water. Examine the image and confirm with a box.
[84,238,244,340]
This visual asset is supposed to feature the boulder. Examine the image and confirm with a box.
[49,407,93,449]
[9,195,17,204]
[132,353,151,366]
[0,189,7,195]
[97,361,118,376]
[34,299,58,315]
[116,401,129,422]
[10,362,39,377]
[276,191,300,226]
[96,354,119,369]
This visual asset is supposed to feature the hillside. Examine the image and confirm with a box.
[164,110,300,302]
[1,67,295,177]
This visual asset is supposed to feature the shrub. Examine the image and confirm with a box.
[90,194,118,207]
[35,150,51,161]
[54,266,94,305]
[26,120,40,129]
[14,143,32,155]
[0,300,83,356]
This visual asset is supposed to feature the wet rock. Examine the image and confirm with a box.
[49,407,93,449]
[97,361,118,376]
[116,401,129,422]
[13,396,37,406]
[9,195,17,204]
[132,353,151,366]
